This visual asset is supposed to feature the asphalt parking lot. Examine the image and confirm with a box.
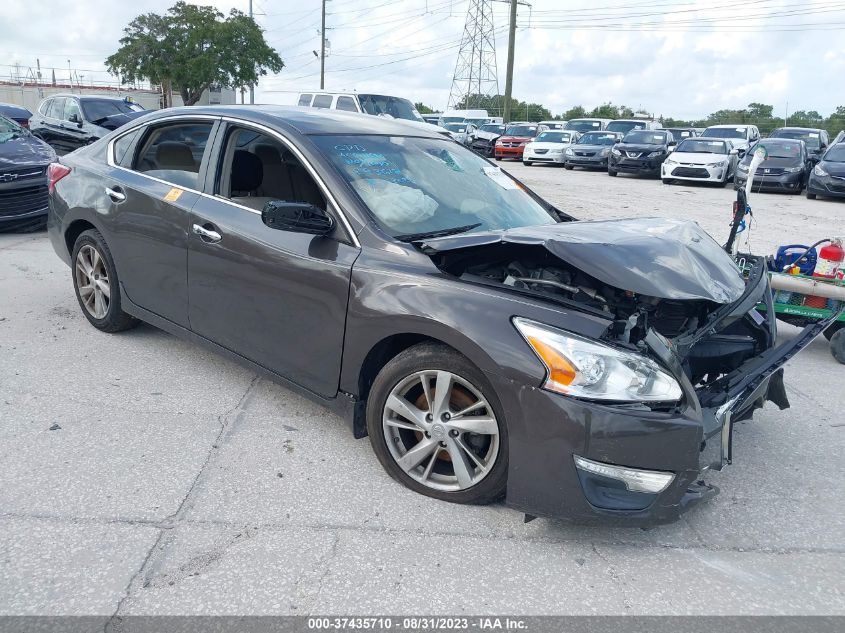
[1,165,844,616]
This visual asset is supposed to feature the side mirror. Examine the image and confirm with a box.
[69,113,82,126]
[262,201,334,235]
[668,140,677,146]
[729,148,739,155]
[737,149,746,158]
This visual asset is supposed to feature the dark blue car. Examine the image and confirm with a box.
[0,114,56,231]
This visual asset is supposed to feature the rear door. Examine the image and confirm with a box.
[187,121,360,397]
[40,97,66,150]
[59,98,88,152]
[104,116,220,327]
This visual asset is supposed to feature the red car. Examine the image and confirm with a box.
[495,123,546,160]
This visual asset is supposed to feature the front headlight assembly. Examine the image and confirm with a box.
[513,318,683,403]
[647,150,665,158]
[565,148,574,156]
[611,148,622,156]
[706,159,727,167]
[600,148,611,157]
[814,164,828,177]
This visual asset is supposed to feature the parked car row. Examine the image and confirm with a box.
[482,119,843,201]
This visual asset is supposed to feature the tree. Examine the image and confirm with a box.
[414,102,436,114]
[107,1,283,106]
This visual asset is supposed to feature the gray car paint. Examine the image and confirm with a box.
[47,105,833,525]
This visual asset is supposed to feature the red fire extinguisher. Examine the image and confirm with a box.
[804,238,844,308]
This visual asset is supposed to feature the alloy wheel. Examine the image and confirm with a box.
[382,370,500,492]
[75,244,110,319]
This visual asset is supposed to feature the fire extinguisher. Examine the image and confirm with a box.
[804,238,844,308]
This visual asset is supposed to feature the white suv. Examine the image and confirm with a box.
[700,124,760,150]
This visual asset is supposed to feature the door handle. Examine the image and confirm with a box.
[105,187,126,202]
[192,223,222,243]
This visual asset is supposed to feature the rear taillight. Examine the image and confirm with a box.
[47,163,71,194]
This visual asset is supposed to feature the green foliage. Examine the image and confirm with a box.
[665,102,845,137]
[107,1,283,106]
[455,94,552,121]
[414,102,436,114]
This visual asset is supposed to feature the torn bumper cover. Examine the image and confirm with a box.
[422,220,839,524]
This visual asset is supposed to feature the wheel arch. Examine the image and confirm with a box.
[349,330,491,439]
[64,218,99,256]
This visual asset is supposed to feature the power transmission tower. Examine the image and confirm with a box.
[447,0,500,115]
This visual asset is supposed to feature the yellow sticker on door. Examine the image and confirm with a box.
[164,187,183,202]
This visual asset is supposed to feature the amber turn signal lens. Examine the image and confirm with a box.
[526,334,577,387]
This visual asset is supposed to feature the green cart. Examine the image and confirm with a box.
[763,271,845,364]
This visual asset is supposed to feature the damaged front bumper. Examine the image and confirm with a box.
[497,258,839,525]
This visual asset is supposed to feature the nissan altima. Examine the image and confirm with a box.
[46,106,833,525]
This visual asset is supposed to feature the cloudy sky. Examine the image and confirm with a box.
[2,0,845,119]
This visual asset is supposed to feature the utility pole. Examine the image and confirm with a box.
[503,0,517,123]
[320,0,327,90]
[249,0,255,104]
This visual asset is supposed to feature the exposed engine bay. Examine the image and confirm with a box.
[419,218,775,388]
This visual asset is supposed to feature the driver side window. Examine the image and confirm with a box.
[63,99,81,123]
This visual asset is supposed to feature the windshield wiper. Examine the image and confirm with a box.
[395,222,482,243]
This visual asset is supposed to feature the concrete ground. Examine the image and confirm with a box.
[1,165,843,616]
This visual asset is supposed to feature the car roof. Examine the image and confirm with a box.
[707,124,753,128]
[771,127,823,133]
[41,93,133,102]
[0,102,32,116]
[138,105,446,138]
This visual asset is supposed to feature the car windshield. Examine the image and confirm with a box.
[81,99,143,122]
[504,125,538,137]
[606,121,644,134]
[479,124,505,134]
[0,114,23,141]
[823,145,845,162]
[675,139,728,154]
[566,120,602,132]
[577,132,617,145]
[313,135,556,239]
[623,130,667,144]
[770,129,821,150]
[702,127,747,139]
[444,123,467,132]
[756,140,803,160]
[667,129,694,140]
[358,94,424,123]
[535,132,571,143]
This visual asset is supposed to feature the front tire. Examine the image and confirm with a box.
[564,164,574,170]
[807,192,817,199]
[366,343,508,505]
[608,169,618,177]
[662,178,673,185]
[71,229,139,333]
[523,161,532,166]
[830,329,845,364]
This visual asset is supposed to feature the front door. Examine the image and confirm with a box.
[105,118,218,328]
[187,124,359,397]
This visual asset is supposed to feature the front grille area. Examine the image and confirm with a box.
[533,149,548,155]
[0,166,46,182]
[575,151,596,157]
[760,167,785,176]
[0,184,49,218]
[672,166,710,178]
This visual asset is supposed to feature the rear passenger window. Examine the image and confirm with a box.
[113,129,141,166]
[312,94,333,109]
[336,96,358,112]
[39,100,52,116]
[47,98,65,119]
[297,94,313,106]
[132,122,214,189]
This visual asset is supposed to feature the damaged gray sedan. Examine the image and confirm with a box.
[47,106,830,524]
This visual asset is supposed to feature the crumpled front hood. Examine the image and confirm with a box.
[616,143,665,153]
[421,217,746,303]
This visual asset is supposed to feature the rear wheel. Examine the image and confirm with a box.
[830,329,845,364]
[71,229,139,333]
[494,156,501,161]
[564,164,574,170]
[366,343,508,505]
[823,321,844,341]
[608,169,618,177]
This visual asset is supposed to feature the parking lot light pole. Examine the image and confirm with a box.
[503,0,517,123]
[320,0,327,90]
